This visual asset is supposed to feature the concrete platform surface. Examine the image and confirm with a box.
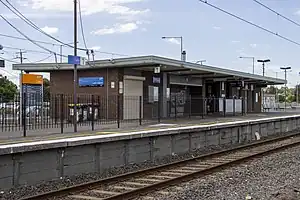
[0,112,299,146]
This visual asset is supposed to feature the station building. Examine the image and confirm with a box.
[13,55,285,120]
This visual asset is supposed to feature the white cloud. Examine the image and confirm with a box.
[213,26,221,30]
[250,43,257,48]
[41,26,58,35]
[231,40,240,44]
[21,0,150,16]
[91,22,138,35]
[165,38,181,45]
[90,46,101,51]
[294,10,300,16]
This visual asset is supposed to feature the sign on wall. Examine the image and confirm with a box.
[79,77,104,87]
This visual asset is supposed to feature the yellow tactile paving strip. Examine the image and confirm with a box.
[0,119,236,146]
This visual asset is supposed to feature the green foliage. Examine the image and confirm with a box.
[43,78,50,102]
[0,76,18,102]
[265,86,297,103]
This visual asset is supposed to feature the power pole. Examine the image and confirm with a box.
[16,50,26,129]
[280,66,291,110]
[16,50,26,64]
[73,0,78,132]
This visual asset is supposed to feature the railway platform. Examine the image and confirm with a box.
[0,112,299,145]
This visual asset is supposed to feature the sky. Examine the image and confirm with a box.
[0,0,300,87]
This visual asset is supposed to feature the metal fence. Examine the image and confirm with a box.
[0,94,246,135]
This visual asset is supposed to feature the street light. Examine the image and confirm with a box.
[239,56,255,74]
[162,36,183,60]
[257,59,270,76]
[280,66,291,110]
[196,60,206,65]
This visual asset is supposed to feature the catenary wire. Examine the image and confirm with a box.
[0,14,68,57]
[0,56,19,63]
[0,1,129,57]
[198,0,300,47]
[253,0,300,27]
[0,14,65,57]
[78,0,88,50]
[2,0,75,49]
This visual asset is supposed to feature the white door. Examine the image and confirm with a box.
[123,76,144,120]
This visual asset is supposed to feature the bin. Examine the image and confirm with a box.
[87,103,99,121]
[68,104,83,123]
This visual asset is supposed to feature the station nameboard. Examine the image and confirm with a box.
[22,74,43,85]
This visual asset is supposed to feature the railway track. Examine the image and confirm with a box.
[22,133,300,200]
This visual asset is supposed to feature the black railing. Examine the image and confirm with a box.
[0,94,247,136]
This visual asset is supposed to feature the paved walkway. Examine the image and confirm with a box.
[0,111,299,145]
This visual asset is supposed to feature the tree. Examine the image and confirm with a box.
[0,75,18,102]
[43,78,50,102]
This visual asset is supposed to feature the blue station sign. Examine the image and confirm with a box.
[79,77,104,87]
[68,55,81,65]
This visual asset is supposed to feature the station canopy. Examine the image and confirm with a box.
[12,55,286,86]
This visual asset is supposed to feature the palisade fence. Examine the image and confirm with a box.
[0,94,246,135]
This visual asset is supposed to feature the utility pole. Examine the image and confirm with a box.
[239,57,255,74]
[73,0,78,132]
[16,50,26,129]
[280,66,291,110]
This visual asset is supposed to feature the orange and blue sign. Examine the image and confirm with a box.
[22,74,43,85]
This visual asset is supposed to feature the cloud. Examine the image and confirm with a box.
[90,46,101,51]
[21,0,150,16]
[294,10,300,16]
[41,26,58,35]
[165,38,181,45]
[250,43,257,48]
[231,40,240,44]
[213,26,221,30]
[91,22,138,35]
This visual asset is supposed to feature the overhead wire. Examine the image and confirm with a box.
[78,0,88,50]
[0,55,19,63]
[0,14,68,57]
[252,0,300,27]
[0,0,129,59]
[28,54,53,63]
[1,0,75,49]
[198,0,300,47]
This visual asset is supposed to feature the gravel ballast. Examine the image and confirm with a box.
[154,145,300,200]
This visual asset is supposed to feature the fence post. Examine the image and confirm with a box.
[23,92,27,137]
[241,97,244,116]
[91,95,95,131]
[202,98,205,119]
[233,97,236,116]
[117,95,120,128]
[157,94,161,123]
[60,94,64,134]
[223,97,226,117]
[189,95,192,118]
[174,94,177,120]
[139,96,142,126]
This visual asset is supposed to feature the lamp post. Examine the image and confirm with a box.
[196,60,206,65]
[162,36,183,60]
[257,59,270,76]
[239,56,255,74]
[280,66,291,110]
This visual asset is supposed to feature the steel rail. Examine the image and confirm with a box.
[21,131,300,200]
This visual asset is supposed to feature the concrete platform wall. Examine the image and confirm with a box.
[0,116,299,190]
